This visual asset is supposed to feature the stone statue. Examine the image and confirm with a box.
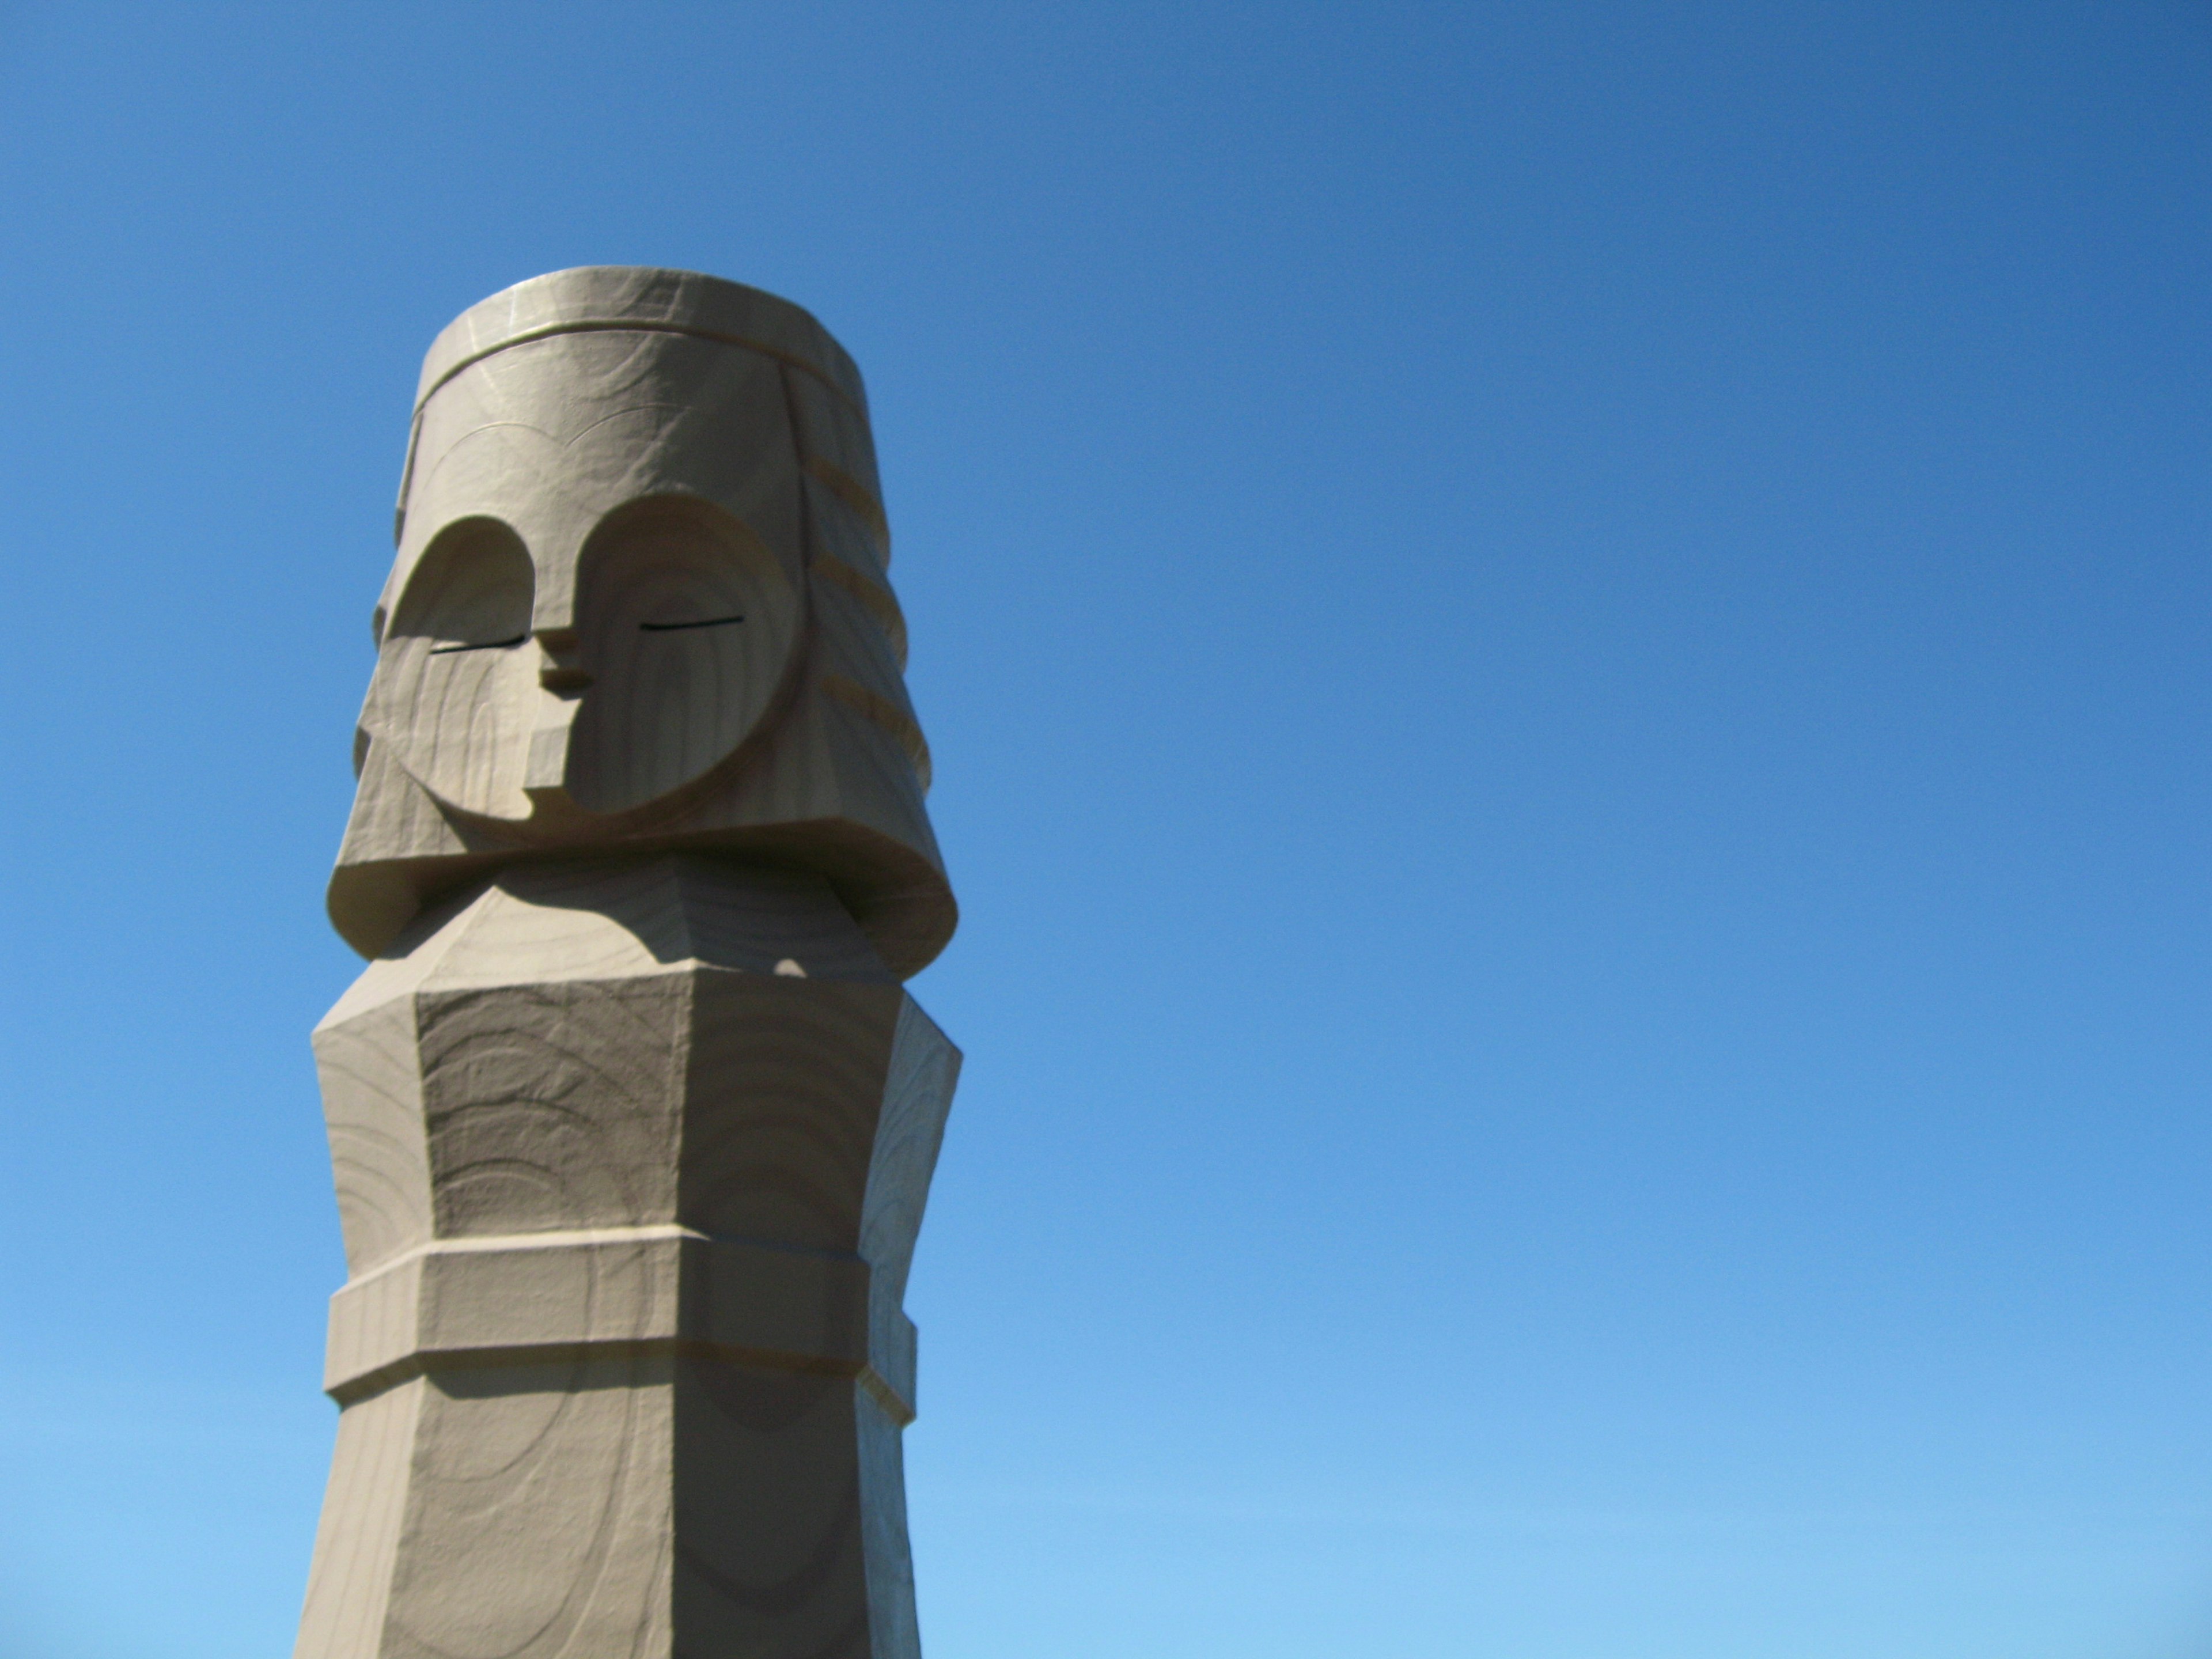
[293,268,961,1659]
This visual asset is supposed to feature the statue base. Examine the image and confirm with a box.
[293,857,958,1659]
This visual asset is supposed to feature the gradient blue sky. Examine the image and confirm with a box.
[1,3,2209,1655]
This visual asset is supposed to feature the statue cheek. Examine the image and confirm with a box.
[365,643,543,823]
[559,496,802,819]
[366,516,543,823]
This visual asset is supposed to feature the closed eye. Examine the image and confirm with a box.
[427,632,529,654]
[640,615,745,632]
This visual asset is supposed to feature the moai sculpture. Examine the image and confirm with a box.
[293,268,960,1659]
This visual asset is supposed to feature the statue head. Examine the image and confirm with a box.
[334,268,952,976]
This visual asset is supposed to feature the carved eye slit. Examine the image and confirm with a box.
[429,632,531,654]
[387,517,535,652]
[639,615,745,633]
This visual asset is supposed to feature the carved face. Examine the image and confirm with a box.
[360,329,809,829]
[366,493,802,825]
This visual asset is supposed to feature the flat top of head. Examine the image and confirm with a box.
[415,266,868,416]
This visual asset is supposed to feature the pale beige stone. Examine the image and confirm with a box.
[335,267,952,980]
[297,271,961,1659]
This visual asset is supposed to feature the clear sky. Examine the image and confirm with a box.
[0,3,2207,1655]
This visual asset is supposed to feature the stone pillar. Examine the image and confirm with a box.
[295,270,959,1659]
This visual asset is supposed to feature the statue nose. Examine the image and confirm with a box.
[534,627,592,691]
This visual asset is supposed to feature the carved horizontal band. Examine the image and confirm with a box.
[411,319,862,425]
[325,1226,916,1422]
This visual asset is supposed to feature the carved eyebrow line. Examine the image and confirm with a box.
[427,633,529,654]
[639,615,745,632]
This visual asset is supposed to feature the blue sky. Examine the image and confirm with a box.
[1,2,2209,1654]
